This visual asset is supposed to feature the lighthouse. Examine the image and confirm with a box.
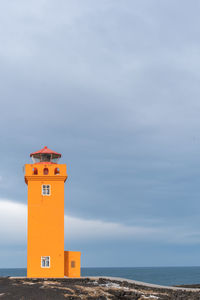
[24,146,81,278]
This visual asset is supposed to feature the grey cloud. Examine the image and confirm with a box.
[0,0,200,266]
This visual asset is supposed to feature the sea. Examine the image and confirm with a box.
[1,267,200,286]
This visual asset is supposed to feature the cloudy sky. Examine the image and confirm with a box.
[1,0,200,268]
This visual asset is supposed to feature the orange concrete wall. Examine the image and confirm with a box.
[25,163,67,278]
[64,251,81,277]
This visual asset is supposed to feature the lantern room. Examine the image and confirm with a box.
[30,146,61,164]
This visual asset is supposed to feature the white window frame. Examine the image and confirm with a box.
[42,184,51,196]
[41,256,50,268]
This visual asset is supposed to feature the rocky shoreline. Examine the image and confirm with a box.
[0,277,200,299]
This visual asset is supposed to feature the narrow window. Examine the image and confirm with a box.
[54,168,60,175]
[32,168,38,175]
[42,184,51,196]
[43,168,49,175]
[41,256,50,268]
[71,261,76,268]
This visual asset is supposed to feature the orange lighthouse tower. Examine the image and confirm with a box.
[24,146,81,278]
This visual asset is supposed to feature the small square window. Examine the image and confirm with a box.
[41,256,50,268]
[42,184,51,196]
[71,261,76,268]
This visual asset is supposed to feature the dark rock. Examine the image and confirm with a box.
[1,277,200,300]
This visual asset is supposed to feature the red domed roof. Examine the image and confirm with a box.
[30,146,61,157]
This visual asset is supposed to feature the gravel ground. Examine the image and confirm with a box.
[0,277,200,299]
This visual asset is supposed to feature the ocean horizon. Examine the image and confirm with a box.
[1,266,200,286]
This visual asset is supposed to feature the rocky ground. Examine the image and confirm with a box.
[0,277,200,299]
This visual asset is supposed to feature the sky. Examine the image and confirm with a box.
[1,0,200,268]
